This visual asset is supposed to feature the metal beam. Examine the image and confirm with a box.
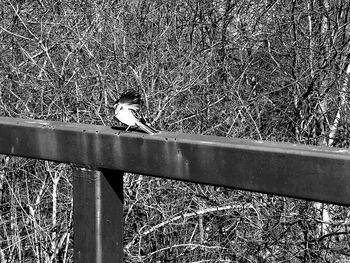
[73,168,124,263]
[0,117,350,205]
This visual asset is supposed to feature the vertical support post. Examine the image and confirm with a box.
[73,167,124,263]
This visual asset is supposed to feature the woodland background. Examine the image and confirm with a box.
[0,0,350,262]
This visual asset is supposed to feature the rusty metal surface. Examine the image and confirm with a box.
[73,167,124,263]
[1,117,350,205]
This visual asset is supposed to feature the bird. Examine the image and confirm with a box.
[114,90,158,135]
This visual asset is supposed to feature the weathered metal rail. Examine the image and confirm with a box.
[0,117,349,262]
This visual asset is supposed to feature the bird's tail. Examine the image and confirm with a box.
[135,120,158,135]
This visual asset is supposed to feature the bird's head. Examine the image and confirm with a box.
[114,90,141,117]
[114,103,123,116]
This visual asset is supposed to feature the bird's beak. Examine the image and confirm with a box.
[114,105,119,115]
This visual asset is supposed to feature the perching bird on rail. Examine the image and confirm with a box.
[114,90,158,135]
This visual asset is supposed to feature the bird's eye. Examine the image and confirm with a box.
[120,106,123,110]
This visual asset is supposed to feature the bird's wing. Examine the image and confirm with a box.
[134,119,158,135]
[129,108,140,118]
[130,109,158,134]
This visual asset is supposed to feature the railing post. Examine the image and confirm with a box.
[73,167,124,263]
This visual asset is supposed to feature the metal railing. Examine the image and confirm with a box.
[0,117,349,262]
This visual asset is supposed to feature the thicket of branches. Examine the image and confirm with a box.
[0,0,350,262]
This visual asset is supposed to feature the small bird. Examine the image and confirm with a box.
[114,90,158,134]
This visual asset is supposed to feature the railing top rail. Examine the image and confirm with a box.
[0,117,349,205]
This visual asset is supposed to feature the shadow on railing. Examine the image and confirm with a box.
[0,117,349,262]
